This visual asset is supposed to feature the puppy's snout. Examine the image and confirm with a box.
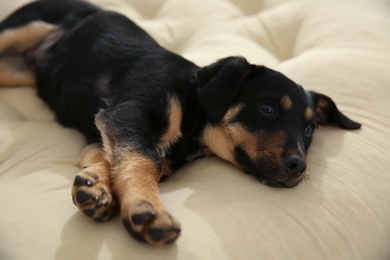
[284,153,306,177]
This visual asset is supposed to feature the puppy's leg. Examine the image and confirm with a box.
[113,152,180,246]
[95,104,181,246]
[0,56,34,86]
[72,144,118,222]
[0,22,59,87]
[0,21,58,54]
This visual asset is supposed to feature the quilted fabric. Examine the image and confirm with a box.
[0,0,389,259]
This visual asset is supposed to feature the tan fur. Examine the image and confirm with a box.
[315,98,329,114]
[233,127,288,182]
[162,158,173,176]
[0,21,60,87]
[112,152,162,210]
[230,125,285,159]
[94,111,116,163]
[315,98,330,124]
[223,104,243,121]
[77,144,106,168]
[0,21,58,53]
[96,111,180,244]
[111,151,181,245]
[72,144,117,222]
[201,103,287,172]
[95,107,167,202]
[201,124,236,163]
[200,104,243,163]
[281,95,292,111]
[156,95,182,156]
[0,56,34,86]
[304,107,313,122]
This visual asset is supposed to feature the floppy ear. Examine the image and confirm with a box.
[308,91,361,130]
[196,56,253,123]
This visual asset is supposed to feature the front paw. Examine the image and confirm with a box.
[122,200,181,246]
[71,163,118,222]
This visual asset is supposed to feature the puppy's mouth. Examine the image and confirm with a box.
[234,146,305,188]
[242,165,302,188]
[246,167,306,188]
[256,174,306,188]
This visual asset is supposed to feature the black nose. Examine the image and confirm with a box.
[284,154,307,177]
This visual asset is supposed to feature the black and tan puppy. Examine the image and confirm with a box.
[0,0,361,246]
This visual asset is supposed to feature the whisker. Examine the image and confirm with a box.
[302,172,311,182]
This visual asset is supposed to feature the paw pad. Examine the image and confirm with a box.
[122,200,181,246]
[71,168,118,222]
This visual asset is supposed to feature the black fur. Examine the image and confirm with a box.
[0,0,361,186]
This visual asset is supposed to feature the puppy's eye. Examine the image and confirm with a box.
[260,103,276,116]
[304,124,314,137]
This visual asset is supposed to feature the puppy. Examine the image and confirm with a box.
[0,0,361,246]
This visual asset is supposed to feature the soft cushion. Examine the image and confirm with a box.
[0,0,389,259]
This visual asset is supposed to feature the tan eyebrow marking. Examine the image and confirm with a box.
[281,96,292,111]
[304,107,313,122]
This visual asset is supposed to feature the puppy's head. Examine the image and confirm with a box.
[197,57,361,187]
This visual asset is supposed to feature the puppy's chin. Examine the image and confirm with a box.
[281,176,304,188]
[240,163,300,188]
[255,174,305,188]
